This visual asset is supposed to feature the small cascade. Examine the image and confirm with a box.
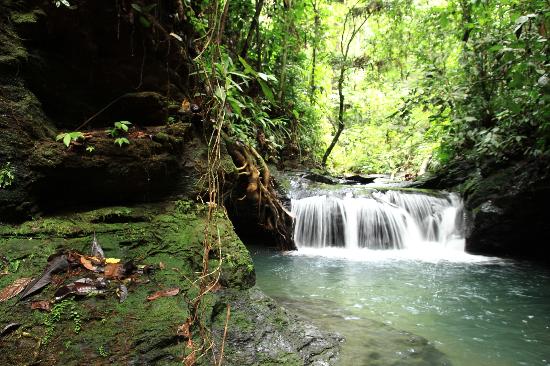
[292,190,464,250]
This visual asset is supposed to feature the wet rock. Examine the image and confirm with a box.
[303,172,339,185]
[212,288,343,366]
[340,174,376,185]
[417,156,550,262]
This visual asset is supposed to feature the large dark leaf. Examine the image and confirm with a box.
[19,255,69,300]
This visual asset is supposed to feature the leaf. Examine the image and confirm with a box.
[0,323,20,338]
[19,255,69,300]
[114,137,130,147]
[80,256,98,271]
[227,97,242,116]
[0,277,33,302]
[105,258,120,264]
[130,3,142,12]
[146,288,180,301]
[63,134,71,147]
[105,263,124,279]
[258,79,276,104]
[238,56,256,75]
[55,133,65,141]
[54,278,105,300]
[31,300,51,311]
[257,72,269,81]
[214,86,226,102]
[91,233,104,259]
[139,16,151,28]
[117,284,128,303]
[177,318,192,338]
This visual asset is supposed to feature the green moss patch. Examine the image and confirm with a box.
[0,201,254,365]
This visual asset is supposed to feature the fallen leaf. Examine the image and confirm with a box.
[19,255,69,300]
[91,233,104,259]
[80,256,97,271]
[184,339,196,366]
[105,258,120,264]
[117,284,128,303]
[0,323,20,338]
[129,131,147,139]
[146,288,180,301]
[54,278,106,301]
[159,262,166,270]
[105,263,124,279]
[177,318,192,338]
[31,300,51,311]
[0,277,33,302]
[181,99,190,112]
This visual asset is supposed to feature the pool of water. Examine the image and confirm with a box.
[251,248,550,366]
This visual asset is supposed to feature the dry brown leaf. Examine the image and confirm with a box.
[181,99,190,112]
[146,287,180,301]
[31,300,51,311]
[0,277,33,302]
[105,263,124,279]
[177,318,192,338]
[159,262,166,270]
[184,339,196,366]
[80,256,97,271]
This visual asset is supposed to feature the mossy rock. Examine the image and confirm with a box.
[0,201,254,365]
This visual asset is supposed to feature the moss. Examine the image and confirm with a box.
[0,201,254,365]
[10,11,38,24]
[256,353,303,366]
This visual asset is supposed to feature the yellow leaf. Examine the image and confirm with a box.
[105,258,121,264]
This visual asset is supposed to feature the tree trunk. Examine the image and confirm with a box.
[321,68,345,166]
[278,1,292,103]
[309,0,320,103]
[240,0,265,59]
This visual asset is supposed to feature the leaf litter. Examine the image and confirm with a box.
[0,234,172,309]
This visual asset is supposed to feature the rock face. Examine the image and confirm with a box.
[0,0,209,222]
[419,157,550,261]
[212,289,343,366]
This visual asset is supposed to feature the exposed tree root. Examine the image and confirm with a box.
[222,132,296,250]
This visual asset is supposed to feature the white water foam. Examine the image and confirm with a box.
[290,190,498,263]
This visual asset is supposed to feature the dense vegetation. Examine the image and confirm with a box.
[169,0,548,176]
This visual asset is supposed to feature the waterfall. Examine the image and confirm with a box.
[292,190,465,250]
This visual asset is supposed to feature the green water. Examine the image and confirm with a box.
[251,248,550,366]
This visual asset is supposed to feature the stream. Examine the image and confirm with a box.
[250,183,550,365]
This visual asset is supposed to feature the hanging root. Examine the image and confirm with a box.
[222,132,295,250]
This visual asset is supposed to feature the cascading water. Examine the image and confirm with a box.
[292,190,465,251]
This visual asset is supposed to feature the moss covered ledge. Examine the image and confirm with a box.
[0,201,254,365]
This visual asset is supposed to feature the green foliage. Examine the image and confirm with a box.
[85,145,95,153]
[107,121,131,147]
[106,121,131,137]
[0,162,15,189]
[98,345,109,357]
[191,0,548,172]
[114,137,130,147]
[42,299,82,345]
[56,131,84,148]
